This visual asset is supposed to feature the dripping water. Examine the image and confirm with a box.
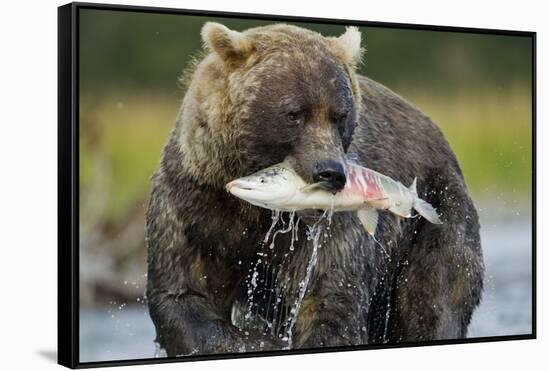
[367,227,393,342]
[269,215,301,336]
[264,210,281,244]
[289,216,300,252]
[245,210,281,323]
[382,290,392,343]
[242,209,334,347]
[284,211,330,349]
[246,210,300,327]
[154,341,167,358]
[269,211,296,249]
[371,233,391,261]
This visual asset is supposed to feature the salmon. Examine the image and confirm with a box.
[226,162,442,236]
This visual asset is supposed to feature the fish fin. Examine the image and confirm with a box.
[357,208,379,236]
[414,198,443,224]
[366,197,390,209]
[409,177,418,196]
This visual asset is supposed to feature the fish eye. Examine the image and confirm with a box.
[259,177,266,183]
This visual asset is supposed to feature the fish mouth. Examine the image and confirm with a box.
[225,179,275,209]
[225,179,257,193]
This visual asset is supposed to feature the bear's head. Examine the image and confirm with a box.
[176,22,364,192]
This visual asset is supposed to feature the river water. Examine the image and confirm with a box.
[79,215,533,362]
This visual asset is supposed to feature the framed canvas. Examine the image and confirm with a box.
[58,2,536,368]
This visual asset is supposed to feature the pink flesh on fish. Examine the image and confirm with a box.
[344,164,385,201]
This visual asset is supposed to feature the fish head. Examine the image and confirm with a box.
[225,163,305,210]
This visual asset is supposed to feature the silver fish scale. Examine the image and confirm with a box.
[377,173,400,195]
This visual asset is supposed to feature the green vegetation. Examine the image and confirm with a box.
[79,93,178,223]
[400,85,532,197]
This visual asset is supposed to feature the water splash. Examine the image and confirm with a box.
[242,209,333,346]
[289,216,300,252]
[264,210,281,244]
[245,256,263,322]
[154,341,167,358]
[269,211,296,249]
[325,194,335,239]
[382,291,392,343]
[366,228,392,343]
[245,210,295,325]
[268,216,301,336]
[371,234,391,261]
[284,211,330,348]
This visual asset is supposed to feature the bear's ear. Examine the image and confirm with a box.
[201,22,255,65]
[328,26,364,70]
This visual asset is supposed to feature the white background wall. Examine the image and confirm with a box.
[0,0,546,370]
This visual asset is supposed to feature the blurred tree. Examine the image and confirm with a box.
[80,9,532,94]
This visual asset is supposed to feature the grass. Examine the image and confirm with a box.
[398,84,532,198]
[79,85,532,224]
[80,92,179,223]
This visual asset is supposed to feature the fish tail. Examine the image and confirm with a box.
[409,178,443,225]
[414,198,443,224]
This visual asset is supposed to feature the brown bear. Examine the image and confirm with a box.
[146,22,484,356]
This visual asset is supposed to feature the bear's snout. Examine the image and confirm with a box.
[312,159,347,192]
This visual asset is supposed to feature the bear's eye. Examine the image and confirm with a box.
[285,111,303,124]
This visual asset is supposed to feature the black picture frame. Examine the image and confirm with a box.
[58,2,537,369]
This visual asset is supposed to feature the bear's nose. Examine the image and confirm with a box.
[312,159,347,192]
